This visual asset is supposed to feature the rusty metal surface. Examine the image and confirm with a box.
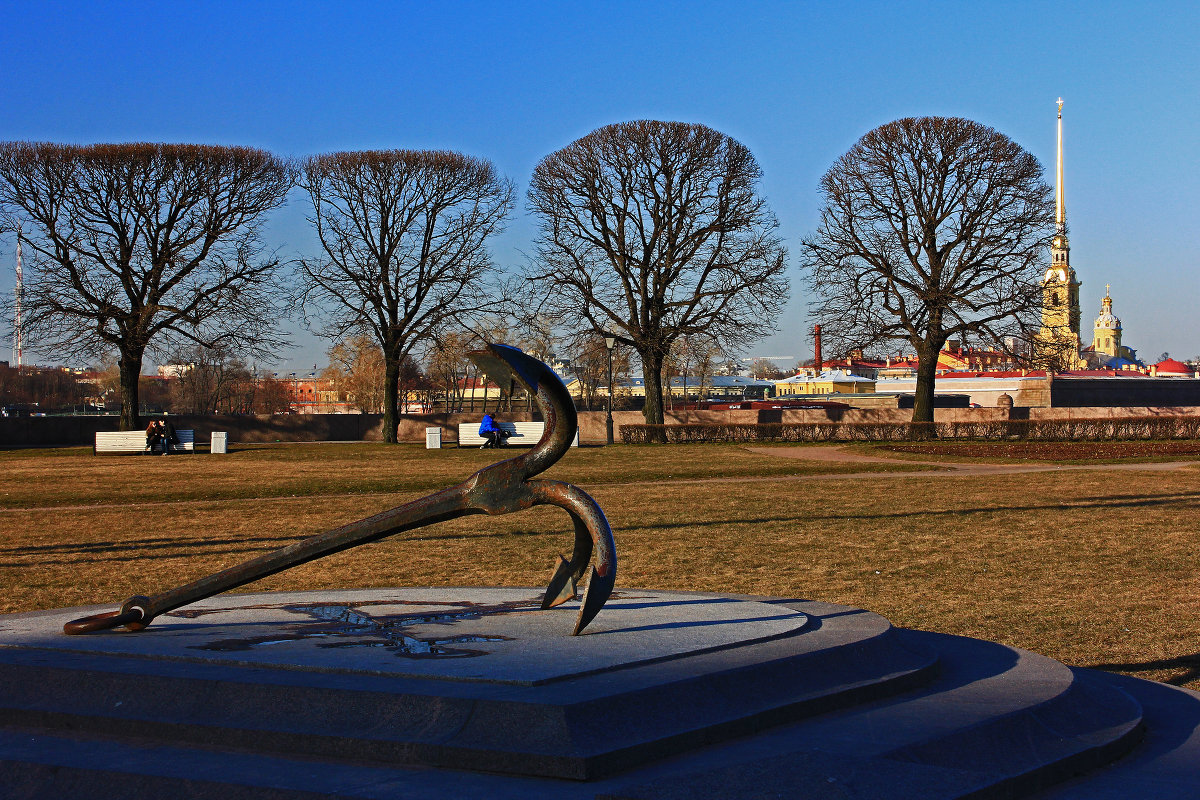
[64,344,617,637]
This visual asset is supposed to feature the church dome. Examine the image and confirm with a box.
[1094,289,1121,330]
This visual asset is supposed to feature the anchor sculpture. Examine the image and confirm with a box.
[64,344,617,637]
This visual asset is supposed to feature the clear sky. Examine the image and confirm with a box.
[2,0,1198,372]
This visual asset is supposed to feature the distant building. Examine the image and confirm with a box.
[1030,100,1160,374]
[608,375,777,401]
[284,377,356,414]
[878,372,1052,407]
[1151,358,1196,378]
[1035,99,1085,369]
[157,364,193,379]
[775,370,877,395]
[1080,286,1141,368]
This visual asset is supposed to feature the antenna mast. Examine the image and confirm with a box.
[13,235,23,369]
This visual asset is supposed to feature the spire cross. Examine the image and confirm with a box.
[1106,283,1111,296]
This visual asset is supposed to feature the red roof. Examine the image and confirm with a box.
[933,370,1049,379]
[1154,358,1192,375]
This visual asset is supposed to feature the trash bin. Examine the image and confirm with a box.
[211,431,228,454]
[426,427,442,449]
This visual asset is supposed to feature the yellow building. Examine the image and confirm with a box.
[775,370,877,395]
[1092,285,1122,358]
[1036,99,1085,370]
[1080,284,1142,368]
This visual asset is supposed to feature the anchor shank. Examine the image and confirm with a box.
[144,486,472,622]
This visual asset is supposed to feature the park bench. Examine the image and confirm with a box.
[457,421,578,448]
[94,429,195,455]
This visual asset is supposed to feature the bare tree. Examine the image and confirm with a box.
[168,346,242,415]
[299,150,513,442]
[802,117,1054,425]
[527,120,789,426]
[747,357,784,380]
[424,331,475,412]
[688,336,723,402]
[251,372,291,415]
[667,335,725,405]
[0,362,88,411]
[324,335,387,413]
[0,143,295,429]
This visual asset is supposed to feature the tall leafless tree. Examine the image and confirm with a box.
[802,117,1055,425]
[299,150,513,442]
[527,120,789,426]
[0,143,296,429]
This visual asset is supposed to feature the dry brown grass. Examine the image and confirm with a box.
[2,442,1198,690]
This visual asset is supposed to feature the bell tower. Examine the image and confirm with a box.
[1038,98,1083,368]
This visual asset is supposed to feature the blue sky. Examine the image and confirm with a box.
[2,0,1198,371]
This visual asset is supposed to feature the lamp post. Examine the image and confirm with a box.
[604,334,616,445]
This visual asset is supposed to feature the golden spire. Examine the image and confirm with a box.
[1056,98,1065,235]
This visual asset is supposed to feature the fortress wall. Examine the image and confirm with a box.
[6,403,1200,448]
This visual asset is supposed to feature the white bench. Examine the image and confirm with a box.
[457,421,579,448]
[95,429,196,455]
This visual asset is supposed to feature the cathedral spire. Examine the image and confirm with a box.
[1056,97,1066,236]
[1039,96,1083,365]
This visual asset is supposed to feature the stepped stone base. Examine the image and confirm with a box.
[0,588,1197,798]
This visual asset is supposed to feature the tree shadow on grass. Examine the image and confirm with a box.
[614,490,1200,531]
[1087,654,1200,687]
[5,490,1197,562]
[0,533,304,556]
[0,528,556,566]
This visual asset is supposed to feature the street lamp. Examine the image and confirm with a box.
[604,334,616,445]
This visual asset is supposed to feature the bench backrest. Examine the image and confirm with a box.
[456,421,577,447]
[95,429,196,454]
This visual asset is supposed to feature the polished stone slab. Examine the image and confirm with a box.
[0,588,807,686]
[0,590,940,782]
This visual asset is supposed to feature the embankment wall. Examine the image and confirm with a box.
[6,405,1200,448]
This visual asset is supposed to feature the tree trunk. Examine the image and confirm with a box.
[382,355,401,443]
[641,349,666,427]
[118,349,144,431]
[911,339,945,433]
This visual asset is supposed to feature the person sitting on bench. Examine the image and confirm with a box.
[145,420,164,454]
[478,413,509,449]
[161,418,178,455]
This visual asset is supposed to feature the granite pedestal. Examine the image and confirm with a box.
[1,588,1197,798]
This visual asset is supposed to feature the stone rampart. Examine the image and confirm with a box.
[6,405,1200,448]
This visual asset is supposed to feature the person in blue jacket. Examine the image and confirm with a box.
[478,413,509,449]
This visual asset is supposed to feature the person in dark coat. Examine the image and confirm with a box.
[161,418,178,455]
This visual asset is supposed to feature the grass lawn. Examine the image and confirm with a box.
[2,441,1198,690]
[874,440,1200,464]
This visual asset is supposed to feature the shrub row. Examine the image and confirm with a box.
[619,416,1200,444]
